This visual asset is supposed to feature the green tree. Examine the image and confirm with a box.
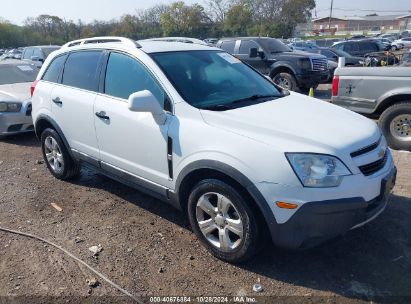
[224,3,253,36]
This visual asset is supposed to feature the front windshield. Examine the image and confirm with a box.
[332,48,352,58]
[258,38,292,53]
[151,51,283,110]
[42,47,60,57]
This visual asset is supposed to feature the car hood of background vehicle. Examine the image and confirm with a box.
[269,51,321,59]
[200,93,380,154]
[0,82,31,102]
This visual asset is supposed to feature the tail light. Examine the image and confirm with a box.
[331,75,339,96]
[30,80,39,97]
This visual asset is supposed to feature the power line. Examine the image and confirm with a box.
[316,7,411,13]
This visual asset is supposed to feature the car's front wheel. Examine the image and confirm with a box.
[187,179,260,263]
[41,128,80,180]
[272,72,297,92]
[379,102,411,151]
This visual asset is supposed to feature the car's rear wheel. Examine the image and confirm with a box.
[41,128,80,179]
[187,179,260,263]
[272,72,297,92]
[379,102,411,151]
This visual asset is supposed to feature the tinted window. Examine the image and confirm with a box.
[32,48,43,59]
[320,50,335,58]
[22,48,33,60]
[0,64,38,85]
[62,51,101,91]
[259,38,291,53]
[151,51,282,109]
[42,54,67,83]
[344,42,358,52]
[239,40,259,55]
[104,52,164,106]
[219,41,235,54]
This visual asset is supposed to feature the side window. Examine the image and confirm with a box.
[104,52,164,107]
[219,41,235,54]
[32,48,43,59]
[239,40,259,55]
[42,54,67,83]
[62,51,102,91]
[321,50,334,58]
[23,48,33,60]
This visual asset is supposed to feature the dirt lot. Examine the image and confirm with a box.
[0,133,410,303]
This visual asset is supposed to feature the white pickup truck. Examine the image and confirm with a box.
[331,67,411,151]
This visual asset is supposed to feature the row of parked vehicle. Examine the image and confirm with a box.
[0,35,405,263]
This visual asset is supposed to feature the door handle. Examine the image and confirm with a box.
[52,97,63,105]
[95,111,110,120]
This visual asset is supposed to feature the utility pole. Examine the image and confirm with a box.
[328,0,334,32]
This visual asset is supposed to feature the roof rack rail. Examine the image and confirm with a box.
[62,36,141,49]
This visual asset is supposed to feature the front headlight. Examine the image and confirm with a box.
[0,102,22,112]
[286,153,351,188]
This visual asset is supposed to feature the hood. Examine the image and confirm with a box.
[269,51,323,59]
[200,93,380,155]
[0,82,32,102]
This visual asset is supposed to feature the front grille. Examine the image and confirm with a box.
[351,137,381,157]
[7,124,23,132]
[311,58,328,71]
[358,151,388,176]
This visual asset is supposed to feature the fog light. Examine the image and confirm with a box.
[276,201,298,209]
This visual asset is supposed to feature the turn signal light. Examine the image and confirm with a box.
[276,201,298,209]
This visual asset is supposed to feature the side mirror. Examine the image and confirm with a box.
[30,56,40,61]
[249,48,258,58]
[128,90,166,124]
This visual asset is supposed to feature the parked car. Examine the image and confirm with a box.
[309,47,364,66]
[204,38,218,46]
[217,37,329,92]
[21,45,60,68]
[332,67,411,151]
[391,38,411,50]
[141,37,208,45]
[0,62,38,138]
[288,41,319,52]
[332,40,386,57]
[31,36,396,263]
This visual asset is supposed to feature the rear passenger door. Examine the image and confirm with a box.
[51,51,103,160]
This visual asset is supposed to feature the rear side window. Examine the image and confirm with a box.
[239,40,259,55]
[42,54,67,83]
[219,41,235,54]
[104,52,164,106]
[62,51,102,91]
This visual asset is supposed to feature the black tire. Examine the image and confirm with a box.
[187,179,261,263]
[272,72,297,92]
[378,102,411,151]
[40,128,80,180]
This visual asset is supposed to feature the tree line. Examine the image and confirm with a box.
[0,0,315,47]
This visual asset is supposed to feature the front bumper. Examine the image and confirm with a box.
[272,166,396,249]
[254,160,396,249]
[295,70,329,88]
[0,102,34,136]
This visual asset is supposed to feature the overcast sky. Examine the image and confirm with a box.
[1,0,411,25]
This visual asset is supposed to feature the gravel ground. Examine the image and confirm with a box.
[0,133,410,303]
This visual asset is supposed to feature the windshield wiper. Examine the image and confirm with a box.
[201,104,233,111]
[230,94,280,104]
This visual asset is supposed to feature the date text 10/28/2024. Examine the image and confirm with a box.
[149,296,257,303]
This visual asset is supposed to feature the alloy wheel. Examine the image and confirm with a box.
[196,192,244,251]
[44,136,64,174]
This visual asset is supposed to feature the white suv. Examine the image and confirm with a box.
[31,37,396,263]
